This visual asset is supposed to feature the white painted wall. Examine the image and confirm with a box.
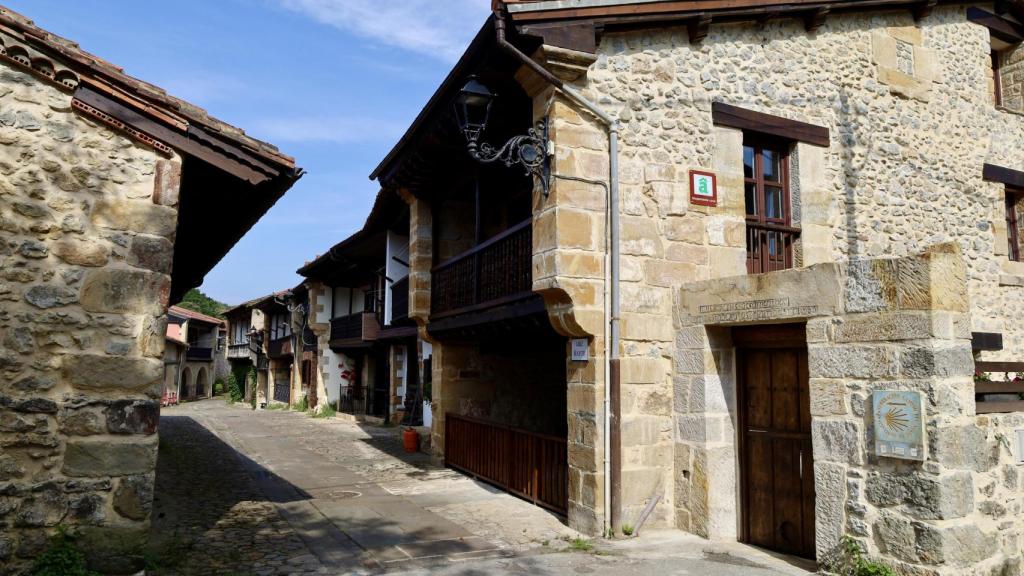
[384,230,409,326]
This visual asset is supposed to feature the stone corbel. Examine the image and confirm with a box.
[536,286,596,339]
[516,44,598,97]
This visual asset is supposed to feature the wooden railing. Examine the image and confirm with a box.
[227,343,250,359]
[746,222,800,274]
[431,219,532,317]
[268,337,292,358]
[329,311,380,342]
[390,276,409,324]
[445,413,568,515]
[975,361,1024,414]
[186,347,213,361]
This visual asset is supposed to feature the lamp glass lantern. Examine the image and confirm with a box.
[454,76,495,147]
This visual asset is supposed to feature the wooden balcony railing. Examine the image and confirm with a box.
[227,343,250,359]
[390,276,409,325]
[185,347,213,361]
[445,413,568,515]
[746,222,800,274]
[329,311,380,342]
[267,337,293,359]
[975,361,1024,414]
[431,219,532,318]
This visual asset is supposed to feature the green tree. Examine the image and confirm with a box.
[176,288,228,318]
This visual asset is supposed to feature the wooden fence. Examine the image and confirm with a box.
[445,413,568,515]
[975,361,1024,414]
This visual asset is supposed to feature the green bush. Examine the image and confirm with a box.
[312,403,336,419]
[213,379,225,396]
[31,527,100,576]
[226,369,244,404]
[247,367,257,409]
[294,395,309,412]
[825,536,895,576]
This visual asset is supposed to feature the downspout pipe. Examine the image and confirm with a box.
[493,11,622,536]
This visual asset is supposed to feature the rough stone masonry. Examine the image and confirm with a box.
[0,62,178,573]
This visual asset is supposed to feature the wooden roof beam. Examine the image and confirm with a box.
[804,7,830,32]
[913,0,938,21]
[687,14,711,44]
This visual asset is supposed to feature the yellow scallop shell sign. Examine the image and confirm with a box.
[872,390,925,461]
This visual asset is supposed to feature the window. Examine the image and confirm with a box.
[993,50,1003,107]
[743,136,798,273]
[1008,188,1022,262]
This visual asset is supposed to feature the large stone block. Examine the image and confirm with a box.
[899,345,974,379]
[864,471,974,520]
[679,262,842,326]
[62,439,157,477]
[105,400,159,435]
[832,312,933,343]
[814,461,847,557]
[63,354,161,392]
[80,268,170,315]
[113,474,153,521]
[916,522,999,566]
[91,198,177,237]
[808,344,898,379]
[54,239,110,267]
[812,419,863,465]
[24,284,77,309]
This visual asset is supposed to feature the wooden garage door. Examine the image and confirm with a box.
[736,327,815,559]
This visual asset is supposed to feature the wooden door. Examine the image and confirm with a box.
[737,328,815,559]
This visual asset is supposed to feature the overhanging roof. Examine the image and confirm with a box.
[500,0,963,23]
[0,5,305,303]
[298,189,408,281]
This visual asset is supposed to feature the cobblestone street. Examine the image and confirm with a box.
[149,399,811,575]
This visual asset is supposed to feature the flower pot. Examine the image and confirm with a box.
[403,427,420,453]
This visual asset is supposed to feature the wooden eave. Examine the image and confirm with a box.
[501,0,963,25]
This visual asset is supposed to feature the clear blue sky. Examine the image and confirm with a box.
[5,0,490,305]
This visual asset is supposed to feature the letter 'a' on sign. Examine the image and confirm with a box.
[872,390,926,461]
[689,169,718,207]
[571,338,589,362]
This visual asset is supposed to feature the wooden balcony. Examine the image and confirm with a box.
[431,219,532,319]
[390,276,410,325]
[746,222,800,274]
[267,336,293,359]
[329,311,380,346]
[227,342,250,359]
[185,347,213,362]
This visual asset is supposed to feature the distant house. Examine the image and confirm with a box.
[162,321,187,406]
[163,306,227,401]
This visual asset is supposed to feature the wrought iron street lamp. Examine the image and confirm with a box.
[453,76,551,196]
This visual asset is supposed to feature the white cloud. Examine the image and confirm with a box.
[276,0,492,62]
[249,115,406,143]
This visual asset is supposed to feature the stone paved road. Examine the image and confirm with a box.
[149,399,812,576]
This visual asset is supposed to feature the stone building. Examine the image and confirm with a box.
[362,1,1024,573]
[224,288,317,409]
[161,320,187,406]
[300,189,422,422]
[0,6,301,574]
[163,305,226,402]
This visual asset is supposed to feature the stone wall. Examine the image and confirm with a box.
[0,63,178,573]
[530,3,1024,536]
[674,244,1023,573]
